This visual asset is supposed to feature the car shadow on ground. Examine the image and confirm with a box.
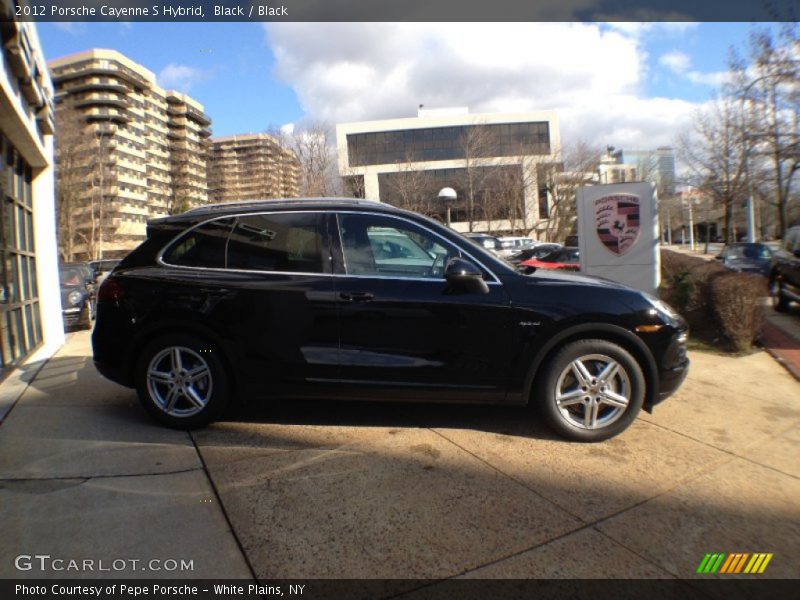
[231,396,563,442]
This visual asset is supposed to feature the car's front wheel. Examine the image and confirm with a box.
[536,339,645,442]
[135,334,230,429]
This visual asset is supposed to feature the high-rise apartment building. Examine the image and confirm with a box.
[48,49,212,260]
[208,133,300,203]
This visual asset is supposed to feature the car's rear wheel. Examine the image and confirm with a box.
[135,334,229,429]
[771,277,790,312]
[536,339,644,442]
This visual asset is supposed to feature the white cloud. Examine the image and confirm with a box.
[263,23,703,151]
[659,50,691,74]
[157,63,211,92]
[54,22,87,35]
[686,70,730,87]
[659,49,729,88]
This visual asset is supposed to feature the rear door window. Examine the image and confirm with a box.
[162,218,235,268]
[226,212,327,273]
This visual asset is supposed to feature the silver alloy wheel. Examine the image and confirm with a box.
[554,353,631,430]
[146,346,213,417]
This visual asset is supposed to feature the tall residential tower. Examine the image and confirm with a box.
[208,133,300,203]
[48,49,212,259]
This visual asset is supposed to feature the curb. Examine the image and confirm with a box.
[760,320,800,382]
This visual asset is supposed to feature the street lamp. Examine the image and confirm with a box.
[438,187,457,227]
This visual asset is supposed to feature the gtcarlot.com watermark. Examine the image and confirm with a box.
[14,554,194,573]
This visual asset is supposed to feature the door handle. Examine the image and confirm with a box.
[340,291,374,302]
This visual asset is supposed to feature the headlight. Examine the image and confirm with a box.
[68,291,82,306]
[642,293,680,320]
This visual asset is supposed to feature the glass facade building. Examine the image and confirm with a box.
[337,111,561,236]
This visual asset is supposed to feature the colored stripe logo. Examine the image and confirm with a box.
[696,553,773,574]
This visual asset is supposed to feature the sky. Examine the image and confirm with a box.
[37,21,779,154]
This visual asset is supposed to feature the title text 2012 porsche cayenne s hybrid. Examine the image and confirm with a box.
[92,199,689,442]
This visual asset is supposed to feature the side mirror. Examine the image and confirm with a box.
[714,255,723,260]
[445,257,490,294]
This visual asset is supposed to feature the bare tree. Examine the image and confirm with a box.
[538,141,602,243]
[458,124,501,231]
[729,25,800,237]
[54,110,88,261]
[167,139,196,215]
[276,122,339,197]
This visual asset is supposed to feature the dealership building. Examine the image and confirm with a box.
[336,107,561,236]
[0,10,64,379]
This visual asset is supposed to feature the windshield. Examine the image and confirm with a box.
[59,268,83,286]
[727,244,771,260]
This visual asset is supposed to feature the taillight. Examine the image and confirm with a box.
[97,278,124,302]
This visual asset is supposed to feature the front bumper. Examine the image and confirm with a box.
[655,358,690,404]
[62,306,85,327]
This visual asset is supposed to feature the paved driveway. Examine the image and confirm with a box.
[1,331,798,582]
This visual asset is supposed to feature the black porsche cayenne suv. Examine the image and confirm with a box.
[92,199,689,442]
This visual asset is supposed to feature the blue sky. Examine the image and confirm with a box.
[37,22,778,148]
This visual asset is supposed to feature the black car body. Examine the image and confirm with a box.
[92,199,689,442]
[717,242,772,277]
[771,226,800,311]
[60,263,95,330]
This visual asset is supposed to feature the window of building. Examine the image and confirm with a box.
[347,121,551,167]
[0,134,42,372]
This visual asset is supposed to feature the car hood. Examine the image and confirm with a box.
[521,268,634,290]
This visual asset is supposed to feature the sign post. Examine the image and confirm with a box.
[576,182,660,295]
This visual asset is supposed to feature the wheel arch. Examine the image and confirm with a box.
[125,318,241,403]
[523,323,659,413]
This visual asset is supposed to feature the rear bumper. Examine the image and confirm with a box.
[93,359,133,388]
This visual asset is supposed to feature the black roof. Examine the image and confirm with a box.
[155,198,405,223]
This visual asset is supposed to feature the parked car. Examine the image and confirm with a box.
[464,233,504,256]
[507,243,563,266]
[770,226,800,312]
[715,243,772,277]
[92,199,688,442]
[520,247,580,271]
[498,236,536,258]
[89,258,122,287]
[59,263,95,330]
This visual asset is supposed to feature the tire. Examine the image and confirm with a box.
[771,277,790,312]
[79,304,92,330]
[535,339,645,442]
[135,333,230,429]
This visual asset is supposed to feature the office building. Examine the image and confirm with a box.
[48,49,212,259]
[0,7,64,376]
[337,107,561,236]
[208,133,300,203]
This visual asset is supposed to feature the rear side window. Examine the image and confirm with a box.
[163,218,235,268]
[226,213,326,273]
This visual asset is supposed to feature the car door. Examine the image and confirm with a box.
[159,212,340,399]
[330,211,514,404]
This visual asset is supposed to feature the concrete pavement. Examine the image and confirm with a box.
[0,331,798,583]
[0,333,252,579]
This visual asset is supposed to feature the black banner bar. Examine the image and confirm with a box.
[3,579,800,600]
[7,0,799,23]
